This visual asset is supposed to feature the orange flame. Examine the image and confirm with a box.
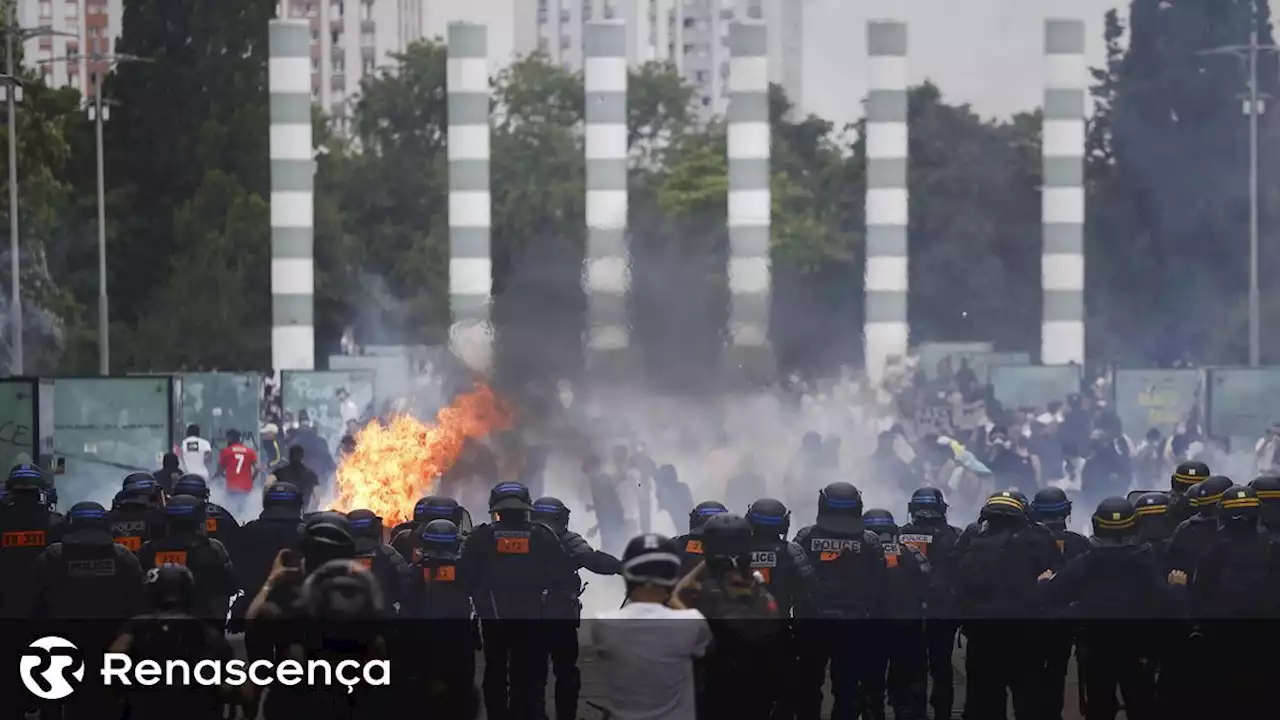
[329,383,512,526]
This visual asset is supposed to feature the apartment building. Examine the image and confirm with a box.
[18,0,120,98]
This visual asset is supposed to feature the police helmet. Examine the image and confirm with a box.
[1189,475,1233,515]
[907,487,948,519]
[122,472,155,489]
[172,474,210,500]
[415,495,462,524]
[688,501,728,532]
[6,463,45,492]
[299,519,357,573]
[1248,475,1280,504]
[164,494,207,527]
[1003,488,1031,511]
[1134,492,1170,518]
[146,563,195,612]
[67,501,110,533]
[746,498,790,538]
[981,490,1026,520]
[346,509,384,553]
[1172,460,1210,492]
[1030,487,1072,521]
[1091,497,1138,539]
[421,519,461,550]
[1218,485,1261,524]
[862,508,898,539]
[817,482,865,534]
[489,482,533,513]
[532,496,570,532]
[701,513,753,559]
[120,477,163,505]
[300,558,386,621]
[621,533,683,588]
[262,482,303,513]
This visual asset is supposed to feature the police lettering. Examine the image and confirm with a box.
[898,533,932,557]
[750,550,777,567]
[810,538,861,554]
[111,520,147,536]
[883,542,901,568]
[2,531,47,548]
[67,559,117,578]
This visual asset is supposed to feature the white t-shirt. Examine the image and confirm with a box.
[340,398,359,425]
[590,602,712,720]
[180,436,212,478]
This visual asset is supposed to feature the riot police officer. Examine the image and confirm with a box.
[459,482,570,720]
[532,496,620,720]
[108,477,167,553]
[1029,486,1090,720]
[137,494,236,624]
[1168,459,1210,524]
[1248,475,1280,540]
[231,483,305,623]
[346,508,411,612]
[0,463,64,617]
[172,473,240,547]
[1037,496,1183,720]
[390,494,473,559]
[1165,474,1233,576]
[899,486,963,720]
[863,508,930,720]
[792,482,888,720]
[672,500,728,575]
[955,491,1052,720]
[32,501,147,620]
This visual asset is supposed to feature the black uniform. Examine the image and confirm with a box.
[390,495,472,564]
[672,501,729,576]
[229,484,304,626]
[792,482,888,720]
[900,487,964,720]
[534,497,621,720]
[400,519,476,715]
[460,482,570,720]
[0,465,65,617]
[1134,492,1176,568]
[1038,497,1181,720]
[347,509,412,612]
[863,509,931,720]
[137,495,236,624]
[107,483,167,554]
[1167,460,1210,526]
[1164,476,1232,576]
[1248,475,1280,541]
[1029,489,1091,720]
[955,492,1050,720]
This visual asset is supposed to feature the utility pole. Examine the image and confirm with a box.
[1200,11,1278,368]
[1,2,74,375]
[42,50,153,375]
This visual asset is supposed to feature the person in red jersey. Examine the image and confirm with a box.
[217,429,259,494]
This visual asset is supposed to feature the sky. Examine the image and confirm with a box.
[801,0,1133,125]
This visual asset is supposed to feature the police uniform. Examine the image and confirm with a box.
[346,509,412,613]
[230,483,304,627]
[1029,488,1091,720]
[399,519,476,714]
[863,509,931,720]
[1167,460,1210,525]
[792,482,887,720]
[32,502,147,620]
[107,478,167,554]
[0,464,65,617]
[1249,475,1280,541]
[137,495,236,624]
[672,501,728,576]
[459,482,570,720]
[390,495,473,560]
[1164,475,1232,576]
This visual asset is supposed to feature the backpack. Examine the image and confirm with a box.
[957,526,1035,617]
[698,574,784,657]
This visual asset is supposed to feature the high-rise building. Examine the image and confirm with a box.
[18,0,119,98]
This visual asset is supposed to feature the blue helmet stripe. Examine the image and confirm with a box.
[422,532,458,542]
[696,507,727,516]
[747,513,784,525]
[825,498,862,509]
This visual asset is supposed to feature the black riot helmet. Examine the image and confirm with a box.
[262,482,304,519]
[146,563,196,612]
[67,501,111,536]
[163,494,207,533]
[345,509,384,554]
[817,482,865,535]
[532,496,571,533]
[122,472,156,490]
[1172,460,1210,493]
[688,501,728,532]
[1030,487,1072,523]
[120,476,164,506]
[300,558,386,623]
[621,533,683,589]
[1134,492,1174,542]
[6,463,45,493]
[980,490,1027,523]
[701,514,753,575]
[1218,485,1261,528]
[746,498,790,538]
[415,495,462,524]
[908,486,948,520]
[299,519,357,574]
[1189,475,1233,517]
[1091,497,1138,541]
[421,519,462,553]
[862,508,898,541]
[1003,488,1031,513]
[1249,475,1280,527]
[172,474,210,500]
[489,482,534,519]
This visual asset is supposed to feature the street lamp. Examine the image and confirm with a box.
[43,51,152,376]
[2,3,76,376]
[1199,11,1280,368]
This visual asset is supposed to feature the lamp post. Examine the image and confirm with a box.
[2,2,76,375]
[43,51,152,375]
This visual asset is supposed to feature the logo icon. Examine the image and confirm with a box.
[19,636,85,700]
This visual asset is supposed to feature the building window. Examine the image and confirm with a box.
[360,0,373,21]
[582,0,592,21]
[603,0,616,19]
[332,56,344,74]
[747,0,763,20]
[311,56,321,72]
[701,95,711,107]
[65,1,78,20]
[538,36,548,52]
[39,1,52,19]
[331,29,343,45]
[312,85,320,101]
[695,70,708,83]
[560,34,570,50]
[331,2,344,19]
[363,57,375,73]
[560,9,570,23]
[360,31,374,47]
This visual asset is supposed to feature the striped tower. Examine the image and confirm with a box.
[727,21,771,358]
[1041,17,1086,365]
[864,19,909,382]
[584,21,630,355]
[269,19,315,371]
[447,23,493,364]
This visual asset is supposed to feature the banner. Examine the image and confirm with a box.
[989,365,1081,410]
[280,370,375,460]
[1207,367,1280,441]
[916,342,994,380]
[1113,369,1200,438]
[909,400,987,438]
[175,373,263,453]
[53,377,172,497]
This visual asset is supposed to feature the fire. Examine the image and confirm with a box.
[330,383,512,526]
